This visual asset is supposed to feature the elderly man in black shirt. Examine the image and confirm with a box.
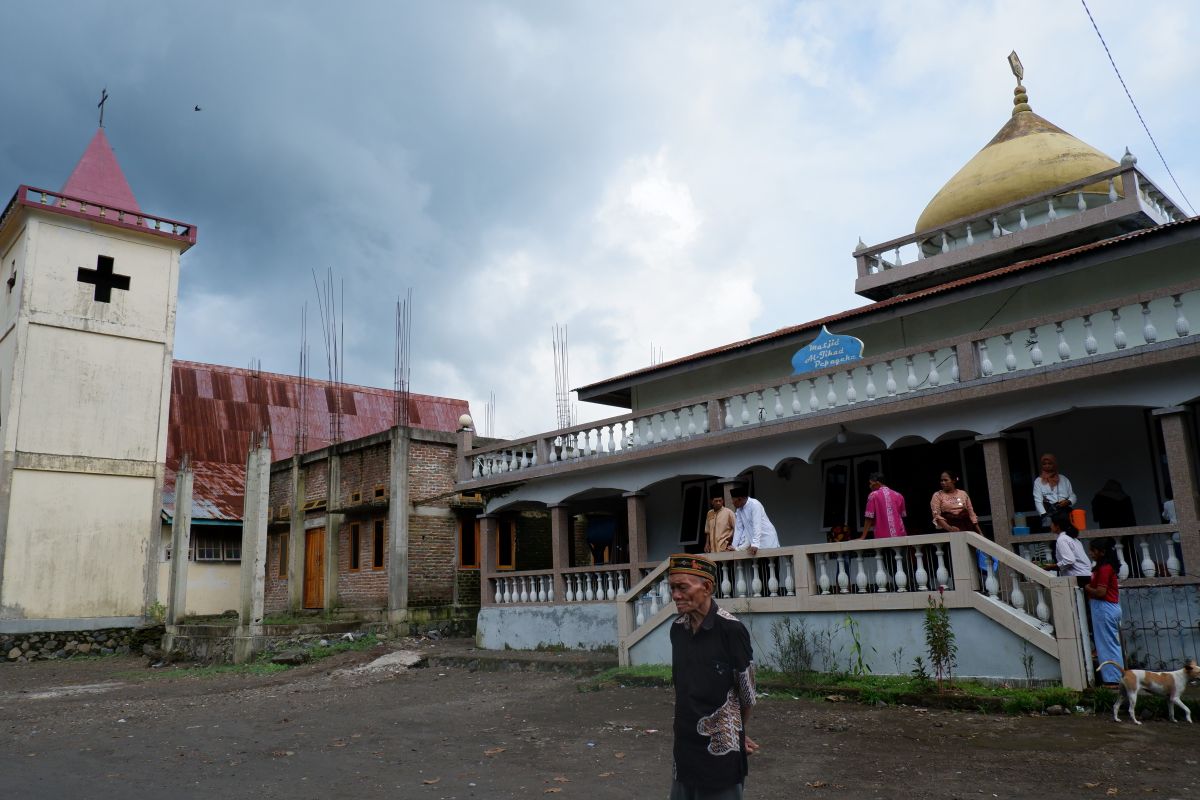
[667,554,758,799]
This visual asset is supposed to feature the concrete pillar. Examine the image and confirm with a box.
[287,455,305,612]
[165,462,194,627]
[624,491,647,569]
[1154,407,1200,571]
[978,434,1015,550]
[456,425,474,482]
[236,433,270,662]
[479,514,498,606]
[387,427,411,625]
[323,449,342,613]
[549,503,570,599]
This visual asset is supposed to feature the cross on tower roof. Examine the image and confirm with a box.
[77,255,130,303]
[97,87,109,128]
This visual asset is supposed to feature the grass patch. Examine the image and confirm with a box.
[581,665,1173,717]
[306,633,381,660]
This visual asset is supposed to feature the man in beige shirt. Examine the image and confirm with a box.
[704,493,735,553]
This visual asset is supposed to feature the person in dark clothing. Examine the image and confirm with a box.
[1092,479,1136,529]
[667,554,758,799]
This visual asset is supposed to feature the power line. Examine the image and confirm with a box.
[1080,0,1195,215]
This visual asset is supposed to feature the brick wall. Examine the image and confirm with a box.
[337,516,389,608]
[408,440,455,506]
[264,532,288,613]
[337,442,391,506]
[408,514,455,607]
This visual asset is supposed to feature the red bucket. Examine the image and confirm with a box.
[1070,508,1087,531]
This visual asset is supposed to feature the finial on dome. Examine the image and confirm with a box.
[1121,147,1137,167]
[856,236,866,251]
[1008,50,1031,116]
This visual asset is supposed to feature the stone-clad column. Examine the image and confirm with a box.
[479,514,499,606]
[624,492,647,570]
[165,461,194,627]
[1154,407,1200,572]
[549,503,570,600]
[978,434,1015,550]
[236,433,270,663]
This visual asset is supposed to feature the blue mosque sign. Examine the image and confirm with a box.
[791,326,864,375]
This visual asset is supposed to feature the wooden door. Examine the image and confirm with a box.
[304,529,325,609]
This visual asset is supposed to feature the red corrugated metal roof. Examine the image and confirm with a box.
[164,361,470,521]
[577,216,1200,396]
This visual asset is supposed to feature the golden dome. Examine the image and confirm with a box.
[915,81,1121,233]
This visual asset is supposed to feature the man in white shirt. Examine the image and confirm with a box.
[730,486,780,555]
[1033,453,1076,528]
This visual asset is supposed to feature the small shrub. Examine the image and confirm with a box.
[910,655,933,690]
[924,594,957,691]
[771,618,814,674]
[844,615,874,676]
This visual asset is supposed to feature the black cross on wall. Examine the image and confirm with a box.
[77,255,131,303]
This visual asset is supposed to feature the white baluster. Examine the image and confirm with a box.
[720,564,732,598]
[984,559,999,599]
[808,379,821,412]
[636,598,646,627]
[845,370,857,403]
[647,582,659,614]
[1108,178,1118,203]
[472,458,481,479]
[1115,544,1130,580]
[658,413,671,442]
[950,351,959,382]
[767,560,779,597]
[782,557,795,596]
[1010,575,1026,613]
[723,400,734,429]
[1141,301,1158,343]
[885,361,898,395]
[503,578,514,604]
[1112,309,1127,349]
[547,440,558,463]
[1028,328,1043,366]
[518,577,529,603]
[873,554,889,593]
[1018,208,1028,230]
[751,560,763,597]
[938,231,948,253]
[739,397,751,426]
[914,551,929,591]
[894,246,903,266]
[494,578,504,604]
[934,545,949,589]
[965,223,974,245]
[660,575,670,605]
[1047,197,1057,220]
[536,576,546,602]
[607,424,616,452]
[606,573,616,601]
[584,573,595,601]
[1166,543,1181,577]
[817,556,831,595]
[791,383,803,414]
[1000,333,1016,372]
[905,356,918,390]
[865,366,877,400]
[1139,541,1155,578]
[735,562,747,597]
[854,555,869,593]
[1173,295,1190,337]
[978,341,994,376]
[530,447,538,467]
[695,404,708,433]
[1076,191,1087,211]
[836,556,850,593]
[773,388,784,419]
[1083,315,1098,355]
[1055,323,1071,361]
[684,408,696,437]
[991,216,1001,238]
[893,550,908,592]
[927,352,940,387]
[672,411,683,439]
[825,376,838,408]
[1035,587,1052,633]
[511,449,521,470]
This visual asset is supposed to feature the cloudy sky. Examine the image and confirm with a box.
[2,1,1196,438]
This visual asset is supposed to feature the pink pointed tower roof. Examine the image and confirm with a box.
[61,128,141,213]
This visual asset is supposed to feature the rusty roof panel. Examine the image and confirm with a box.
[165,360,470,521]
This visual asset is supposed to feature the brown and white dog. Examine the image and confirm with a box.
[1098,659,1200,724]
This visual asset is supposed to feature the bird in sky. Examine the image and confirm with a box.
[194,105,202,111]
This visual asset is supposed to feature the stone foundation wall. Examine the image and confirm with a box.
[3,625,164,663]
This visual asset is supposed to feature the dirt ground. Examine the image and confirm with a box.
[1,640,1197,799]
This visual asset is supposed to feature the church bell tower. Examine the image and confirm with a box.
[0,123,196,632]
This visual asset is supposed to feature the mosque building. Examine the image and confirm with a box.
[456,58,1200,687]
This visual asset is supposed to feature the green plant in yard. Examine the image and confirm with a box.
[844,615,874,676]
[890,646,905,675]
[1020,641,1035,688]
[923,594,957,691]
[771,618,814,674]
[910,655,933,689]
[147,601,167,624]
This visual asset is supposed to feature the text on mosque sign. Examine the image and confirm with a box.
[790,325,864,375]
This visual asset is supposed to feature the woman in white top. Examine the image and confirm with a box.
[1043,510,1092,587]
[1033,453,1076,529]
